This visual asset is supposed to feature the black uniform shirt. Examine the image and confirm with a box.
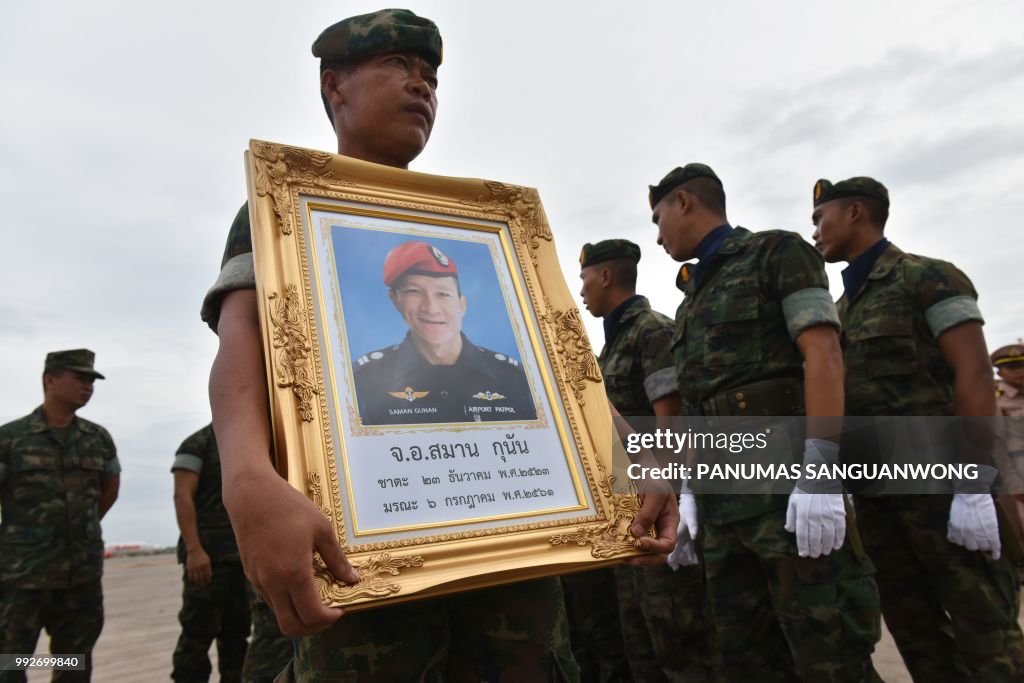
[353,333,538,425]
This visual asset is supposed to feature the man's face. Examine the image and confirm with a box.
[998,362,1024,390]
[579,264,608,318]
[389,274,466,348]
[328,52,438,167]
[811,200,857,263]
[45,370,95,409]
[652,192,694,262]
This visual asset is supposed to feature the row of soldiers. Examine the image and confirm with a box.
[570,163,1024,680]
[3,6,1024,683]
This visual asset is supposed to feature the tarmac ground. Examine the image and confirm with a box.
[21,553,1024,682]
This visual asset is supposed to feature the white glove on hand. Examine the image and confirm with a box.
[785,439,847,558]
[948,464,1001,559]
[667,482,699,569]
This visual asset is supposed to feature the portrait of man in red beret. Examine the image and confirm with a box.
[347,238,538,426]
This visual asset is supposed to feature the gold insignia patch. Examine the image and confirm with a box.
[578,247,586,266]
[473,390,506,401]
[679,264,691,283]
[389,387,430,402]
[814,181,824,201]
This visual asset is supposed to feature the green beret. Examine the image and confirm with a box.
[45,348,105,379]
[813,177,889,208]
[992,344,1024,367]
[648,163,721,209]
[312,8,442,69]
[579,239,641,268]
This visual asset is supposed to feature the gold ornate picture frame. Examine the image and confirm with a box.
[246,139,644,610]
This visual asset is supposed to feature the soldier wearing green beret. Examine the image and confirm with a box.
[812,176,1024,680]
[201,9,675,681]
[0,349,121,682]
[570,239,720,681]
[650,164,883,681]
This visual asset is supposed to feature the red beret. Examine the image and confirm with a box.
[383,241,458,287]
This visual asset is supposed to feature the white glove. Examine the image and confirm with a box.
[667,482,699,569]
[785,439,846,558]
[948,464,1001,559]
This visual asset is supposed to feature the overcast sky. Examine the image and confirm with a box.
[2,1,1022,546]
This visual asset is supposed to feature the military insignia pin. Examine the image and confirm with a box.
[473,390,506,401]
[430,245,449,266]
[389,386,430,402]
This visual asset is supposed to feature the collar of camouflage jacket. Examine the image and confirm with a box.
[676,226,752,294]
[603,295,646,349]
[867,241,903,281]
[28,405,96,436]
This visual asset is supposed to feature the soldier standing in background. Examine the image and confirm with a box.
[812,176,1024,680]
[651,164,882,681]
[993,343,1024,477]
[171,423,292,683]
[575,239,720,682]
[0,349,120,683]
[993,343,1024,584]
[171,423,250,683]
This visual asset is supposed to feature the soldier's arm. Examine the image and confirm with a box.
[796,325,845,436]
[210,289,358,635]
[939,322,997,417]
[98,474,119,519]
[172,469,203,555]
[769,234,844,434]
[173,469,212,585]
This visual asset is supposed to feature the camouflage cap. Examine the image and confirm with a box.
[648,163,722,209]
[312,9,442,69]
[579,239,641,268]
[44,348,105,379]
[991,344,1024,367]
[813,177,889,208]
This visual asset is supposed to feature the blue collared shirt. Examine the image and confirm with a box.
[603,295,643,349]
[841,238,891,301]
[691,223,733,288]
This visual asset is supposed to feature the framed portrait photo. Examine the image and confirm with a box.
[245,139,646,610]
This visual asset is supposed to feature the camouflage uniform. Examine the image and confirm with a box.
[657,162,880,682]
[171,424,250,682]
[833,229,1024,681]
[200,14,578,681]
[597,292,720,682]
[0,379,120,683]
[243,583,293,683]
